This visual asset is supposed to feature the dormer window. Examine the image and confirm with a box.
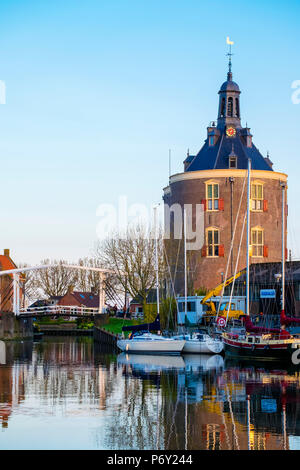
[247,136,252,148]
[209,136,214,146]
[229,156,237,168]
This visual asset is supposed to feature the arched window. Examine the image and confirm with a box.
[220,98,225,117]
[251,182,264,211]
[251,227,264,257]
[235,98,240,118]
[227,97,233,117]
[206,182,219,211]
[206,228,220,257]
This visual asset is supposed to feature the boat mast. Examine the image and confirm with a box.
[184,208,187,324]
[246,158,251,316]
[281,182,286,312]
[154,205,160,315]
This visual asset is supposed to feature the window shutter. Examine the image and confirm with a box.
[219,244,224,257]
[201,199,207,211]
[263,200,268,212]
[263,245,268,258]
[201,245,207,257]
[285,248,288,260]
[218,198,224,211]
[286,204,288,216]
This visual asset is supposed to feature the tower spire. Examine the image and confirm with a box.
[226,36,234,80]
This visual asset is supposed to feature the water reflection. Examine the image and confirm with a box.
[0,338,299,450]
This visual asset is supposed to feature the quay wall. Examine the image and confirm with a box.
[0,312,33,341]
[93,326,118,348]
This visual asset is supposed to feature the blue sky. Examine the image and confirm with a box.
[0,0,299,264]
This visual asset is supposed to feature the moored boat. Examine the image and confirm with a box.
[174,330,224,354]
[222,315,300,360]
[117,332,185,355]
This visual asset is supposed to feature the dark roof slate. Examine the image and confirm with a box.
[186,131,273,172]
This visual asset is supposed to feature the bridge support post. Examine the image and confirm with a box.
[13,273,20,315]
[99,272,106,314]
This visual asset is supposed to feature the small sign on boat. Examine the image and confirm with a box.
[260,289,276,299]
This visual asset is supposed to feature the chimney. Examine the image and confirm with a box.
[67,285,74,294]
[4,249,10,257]
[91,286,98,295]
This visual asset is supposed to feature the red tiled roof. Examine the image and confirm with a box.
[69,291,99,308]
[0,255,17,277]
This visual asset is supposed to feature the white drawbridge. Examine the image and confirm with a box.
[0,264,114,315]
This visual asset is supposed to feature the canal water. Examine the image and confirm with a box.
[0,337,299,450]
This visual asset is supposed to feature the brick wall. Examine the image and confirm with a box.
[164,170,287,291]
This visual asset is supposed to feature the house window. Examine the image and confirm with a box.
[251,183,263,211]
[207,228,220,257]
[206,183,219,211]
[229,156,237,168]
[251,228,264,257]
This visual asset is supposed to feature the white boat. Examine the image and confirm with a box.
[117,352,186,369]
[174,330,224,354]
[117,332,185,355]
[183,353,224,371]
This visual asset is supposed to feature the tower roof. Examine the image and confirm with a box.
[185,130,273,172]
[219,73,240,93]
[184,59,273,172]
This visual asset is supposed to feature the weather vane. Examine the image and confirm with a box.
[226,36,234,74]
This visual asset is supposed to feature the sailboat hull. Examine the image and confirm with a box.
[117,338,185,355]
[223,336,299,361]
[183,339,223,354]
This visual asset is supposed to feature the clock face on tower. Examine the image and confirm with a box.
[226,126,236,137]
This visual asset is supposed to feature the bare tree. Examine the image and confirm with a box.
[95,224,165,306]
[33,259,78,298]
[75,257,104,292]
[17,263,39,305]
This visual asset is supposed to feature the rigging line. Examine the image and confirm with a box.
[226,211,246,326]
[163,241,180,330]
[216,171,247,319]
[163,238,182,317]
[218,401,231,450]
[225,383,240,450]
[213,134,225,170]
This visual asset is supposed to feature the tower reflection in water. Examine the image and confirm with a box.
[0,339,299,450]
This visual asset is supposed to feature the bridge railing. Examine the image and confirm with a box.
[18,305,100,316]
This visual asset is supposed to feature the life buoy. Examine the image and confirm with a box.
[217,317,226,328]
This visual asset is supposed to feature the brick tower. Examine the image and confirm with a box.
[163,65,288,292]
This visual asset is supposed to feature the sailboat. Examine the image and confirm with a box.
[117,206,185,356]
[222,159,300,360]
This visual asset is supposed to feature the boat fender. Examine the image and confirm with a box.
[251,344,255,351]
[264,345,270,350]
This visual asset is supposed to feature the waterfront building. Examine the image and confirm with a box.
[57,285,99,310]
[0,249,24,312]
[163,63,288,292]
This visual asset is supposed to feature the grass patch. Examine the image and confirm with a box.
[35,318,77,325]
[101,317,142,336]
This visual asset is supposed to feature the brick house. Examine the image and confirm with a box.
[163,64,288,292]
[57,286,99,311]
[0,249,24,312]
